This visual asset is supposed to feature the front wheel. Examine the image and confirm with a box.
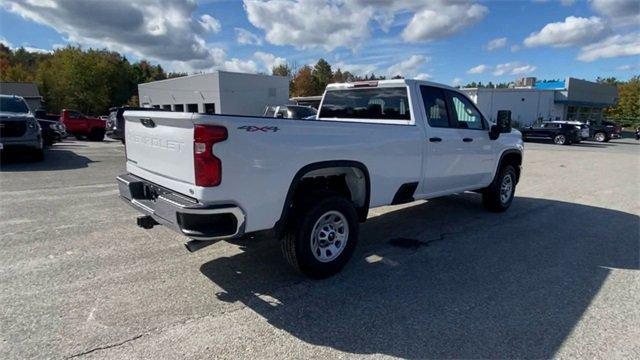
[282,196,359,278]
[483,165,516,212]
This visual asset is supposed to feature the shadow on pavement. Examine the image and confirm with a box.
[0,143,94,171]
[200,194,638,358]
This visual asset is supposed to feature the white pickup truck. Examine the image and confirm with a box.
[117,79,523,277]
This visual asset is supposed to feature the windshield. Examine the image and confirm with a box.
[288,106,317,119]
[0,97,30,114]
[319,87,410,121]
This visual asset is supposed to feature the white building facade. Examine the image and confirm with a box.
[138,71,290,116]
[460,77,618,127]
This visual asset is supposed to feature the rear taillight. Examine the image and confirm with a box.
[194,125,227,187]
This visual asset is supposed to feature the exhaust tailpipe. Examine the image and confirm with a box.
[184,240,217,253]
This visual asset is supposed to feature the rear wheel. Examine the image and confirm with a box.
[88,128,105,141]
[553,134,567,145]
[483,165,516,212]
[594,132,607,142]
[281,196,359,278]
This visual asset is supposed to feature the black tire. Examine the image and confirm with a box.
[281,195,359,278]
[88,128,105,141]
[73,133,86,140]
[482,165,516,212]
[594,132,607,143]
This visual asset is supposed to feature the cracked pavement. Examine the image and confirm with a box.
[1,138,639,359]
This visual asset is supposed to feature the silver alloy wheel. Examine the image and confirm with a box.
[500,174,513,204]
[554,135,566,145]
[594,132,606,142]
[310,210,349,263]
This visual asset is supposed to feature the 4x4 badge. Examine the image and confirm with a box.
[238,125,279,132]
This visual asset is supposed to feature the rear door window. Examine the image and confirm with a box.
[319,87,411,122]
[420,86,451,128]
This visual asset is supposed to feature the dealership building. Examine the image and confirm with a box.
[460,77,618,127]
[138,71,290,116]
[0,82,44,111]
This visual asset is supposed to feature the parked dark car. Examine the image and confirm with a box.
[107,106,170,143]
[263,105,317,119]
[589,120,621,142]
[34,110,66,146]
[521,122,581,145]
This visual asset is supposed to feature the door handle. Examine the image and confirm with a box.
[429,137,442,143]
[462,138,473,142]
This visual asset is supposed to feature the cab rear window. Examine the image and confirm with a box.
[319,87,410,121]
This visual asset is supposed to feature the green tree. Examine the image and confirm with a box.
[272,63,292,77]
[605,76,640,127]
[312,58,332,94]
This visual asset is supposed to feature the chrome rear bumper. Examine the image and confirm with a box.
[117,173,245,241]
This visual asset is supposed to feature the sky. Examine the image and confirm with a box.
[0,0,638,86]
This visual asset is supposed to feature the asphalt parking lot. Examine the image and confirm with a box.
[1,138,639,359]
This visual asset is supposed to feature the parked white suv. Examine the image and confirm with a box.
[0,95,44,161]
[117,79,524,277]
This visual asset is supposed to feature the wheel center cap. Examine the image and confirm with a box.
[328,232,336,241]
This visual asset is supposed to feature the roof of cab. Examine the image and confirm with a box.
[325,78,457,91]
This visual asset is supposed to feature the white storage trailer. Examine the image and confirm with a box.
[138,71,290,117]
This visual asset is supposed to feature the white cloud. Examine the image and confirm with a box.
[524,16,609,48]
[0,37,52,53]
[387,54,429,78]
[222,58,259,73]
[493,62,537,76]
[0,37,13,48]
[467,64,490,74]
[510,44,521,52]
[615,64,638,71]
[533,0,575,5]
[334,61,378,77]
[577,33,640,61]
[244,0,488,50]
[452,77,463,86]
[485,37,507,51]
[243,0,372,51]
[590,0,640,27]
[415,73,432,80]
[254,51,286,71]
[199,14,221,33]
[23,46,52,54]
[402,2,488,42]
[235,27,263,45]
[2,0,225,70]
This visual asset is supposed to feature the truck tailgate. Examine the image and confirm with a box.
[124,111,195,185]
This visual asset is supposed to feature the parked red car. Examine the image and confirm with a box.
[60,109,106,141]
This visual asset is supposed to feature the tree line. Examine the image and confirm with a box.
[0,45,637,126]
[272,58,394,97]
[0,44,185,115]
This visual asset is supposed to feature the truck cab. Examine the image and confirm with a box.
[60,109,106,141]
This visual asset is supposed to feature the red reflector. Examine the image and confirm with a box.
[194,125,227,187]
